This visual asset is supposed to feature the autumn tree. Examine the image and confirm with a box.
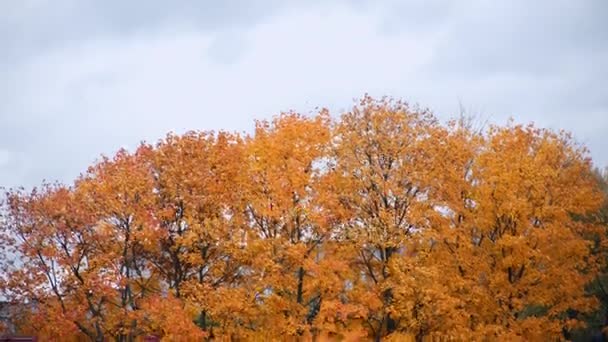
[75,148,165,341]
[570,168,608,340]
[235,111,334,339]
[1,95,604,341]
[317,96,452,340]
[1,183,104,340]
[428,123,603,340]
[144,131,250,338]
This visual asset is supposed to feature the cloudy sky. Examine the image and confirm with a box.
[1,0,607,188]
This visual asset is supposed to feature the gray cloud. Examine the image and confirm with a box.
[0,0,606,189]
[1,0,287,60]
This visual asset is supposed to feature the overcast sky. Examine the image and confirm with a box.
[1,0,607,188]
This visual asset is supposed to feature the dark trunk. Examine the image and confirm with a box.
[296,266,305,304]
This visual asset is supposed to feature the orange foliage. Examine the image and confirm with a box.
[1,96,603,341]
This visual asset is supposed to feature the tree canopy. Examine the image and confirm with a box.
[1,96,605,341]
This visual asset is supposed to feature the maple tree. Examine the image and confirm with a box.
[426,123,603,340]
[237,112,332,337]
[1,96,605,341]
[317,96,445,340]
[143,131,248,338]
[570,168,608,340]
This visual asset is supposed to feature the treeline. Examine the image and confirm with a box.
[1,96,606,341]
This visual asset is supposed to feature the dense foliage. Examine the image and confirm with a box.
[1,96,605,341]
